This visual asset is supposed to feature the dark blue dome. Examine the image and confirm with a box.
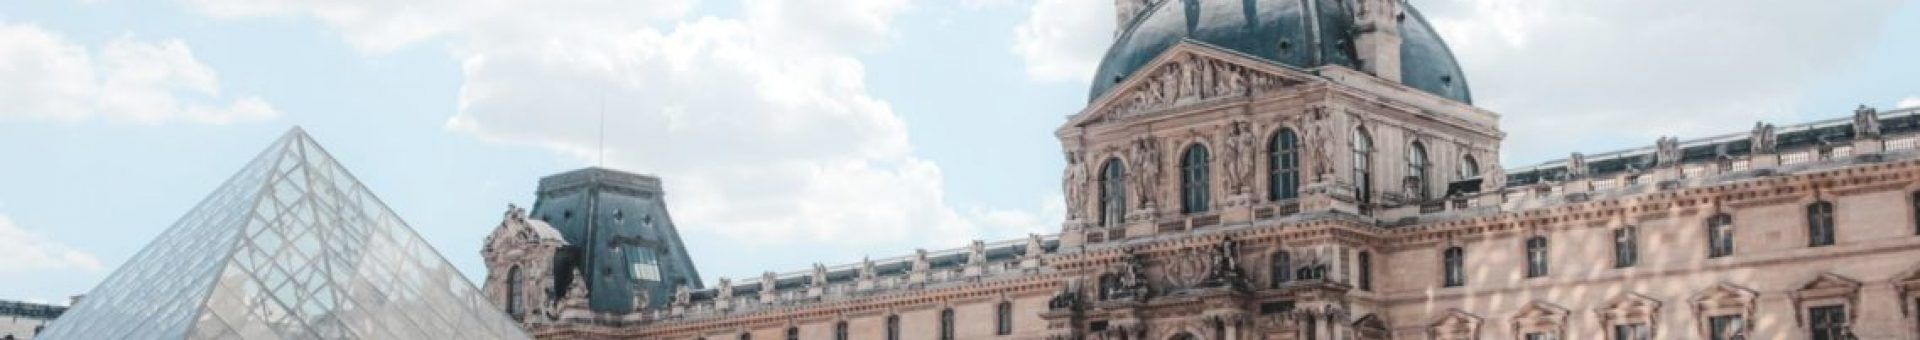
[1088,0,1471,104]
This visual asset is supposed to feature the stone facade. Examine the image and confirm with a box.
[487,1,1920,339]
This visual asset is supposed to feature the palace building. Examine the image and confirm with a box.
[481,0,1920,339]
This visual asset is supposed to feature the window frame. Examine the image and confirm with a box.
[1270,250,1292,288]
[1269,128,1300,201]
[1357,251,1373,291]
[995,301,1014,335]
[939,308,955,340]
[1707,213,1735,258]
[1442,246,1465,287]
[1352,128,1374,208]
[1408,141,1430,200]
[1099,159,1127,227]
[1180,143,1212,214]
[1807,201,1836,247]
[1613,226,1639,268]
[1525,236,1549,278]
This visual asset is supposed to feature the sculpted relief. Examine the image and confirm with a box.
[1221,120,1258,197]
[1130,136,1165,211]
[1104,54,1298,119]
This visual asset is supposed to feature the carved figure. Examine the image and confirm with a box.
[1566,153,1588,179]
[1655,136,1681,168]
[1047,279,1083,310]
[716,277,733,300]
[1855,104,1882,139]
[968,240,988,265]
[1129,136,1164,210]
[1025,234,1045,259]
[1222,120,1258,195]
[1302,109,1336,181]
[1064,151,1090,220]
[1478,156,1505,193]
[859,257,876,280]
[760,272,777,295]
[811,263,828,287]
[912,249,931,273]
[1751,122,1778,154]
[673,285,691,306]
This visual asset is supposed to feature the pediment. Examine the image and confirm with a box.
[1598,292,1663,314]
[1794,273,1861,301]
[1070,41,1316,128]
[1429,308,1481,328]
[1692,282,1758,307]
[1513,301,1569,320]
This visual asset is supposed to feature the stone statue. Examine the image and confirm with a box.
[811,263,828,287]
[1479,154,1505,193]
[1303,109,1336,182]
[1202,236,1247,289]
[1063,151,1089,220]
[1024,234,1044,259]
[716,277,733,300]
[673,285,691,306]
[859,257,876,280]
[1128,136,1163,210]
[1566,152,1588,179]
[1751,122,1778,154]
[760,272,777,294]
[968,240,988,265]
[1656,136,1680,168]
[1222,120,1258,195]
[562,268,590,309]
[1855,104,1882,139]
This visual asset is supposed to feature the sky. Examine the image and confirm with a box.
[1,0,1917,305]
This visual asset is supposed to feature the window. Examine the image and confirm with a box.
[1912,191,1920,235]
[1525,236,1549,278]
[1459,154,1480,182]
[1269,128,1300,201]
[1614,227,1639,268]
[1270,251,1291,287]
[886,315,900,340]
[1809,305,1847,340]
[1357,251,1372,291]
[1352,129,1374,207]
[1708,214,1734,258]
[628,246,661,282]
[1611,324,1649,340]
[1181,144,1212,214]
[505,266,524,321]
[835,321,849,340]
[1408,142,1430,200]
[939,308,955,340]
[996,301,1013,335]
[1707,315,1745,340]
[1807,201,1835,247]
[740,333,751,340]
[1099,159,1127,227]
[1443,246,1465,287]
[1524,332,1551,340]
[786,327,798,340]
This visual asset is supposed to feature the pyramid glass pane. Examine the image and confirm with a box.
[40,128,530,340]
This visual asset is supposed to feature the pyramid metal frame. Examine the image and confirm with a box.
[40,128,529,340]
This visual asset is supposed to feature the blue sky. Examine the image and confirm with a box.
[1,0,1916,305]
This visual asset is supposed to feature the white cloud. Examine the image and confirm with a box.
[0,22,279,125]
[185,0,1059,266]
[0,214,103,274]
[1421,0,1907,162]
[1011,0,1113,83]
[1899,97,1920,109]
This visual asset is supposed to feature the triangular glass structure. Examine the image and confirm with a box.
[40,128,529,340]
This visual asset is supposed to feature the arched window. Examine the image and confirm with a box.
[995,301,1014,335]
[1181,144,1212,214]
[1459,154,1480,182]
[786,327,798,340]
[939,308,955,340]
[1270,251,1292,287]
[1269,128,1300,201]
[1352,128,1374,207]
[505,266,524,321]
[1807,201,1835,247]
[1614,226,1639,268]
[1408,141,1430,200]
[1357,251,1372,291]
[886,314,900,340]
[1708,214,1735,258]
[1525,236,1549,278]
[1100,159,1127,227]
[1443,246,1465,287]
[835,321,849,340]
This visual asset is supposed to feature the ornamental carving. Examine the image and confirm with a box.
[1064,150,1091,220]
[1129,136,1165,211]
[1655,136,1681,168]
[1751,122,1778,154]
[1221,120,1259,196]
[1854,105,1882,139]
[1303,108,1337,182]
[1103,54,1298,119]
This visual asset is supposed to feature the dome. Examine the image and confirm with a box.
[1088,0,1471,104]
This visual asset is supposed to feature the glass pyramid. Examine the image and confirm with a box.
[39,128,529,340]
